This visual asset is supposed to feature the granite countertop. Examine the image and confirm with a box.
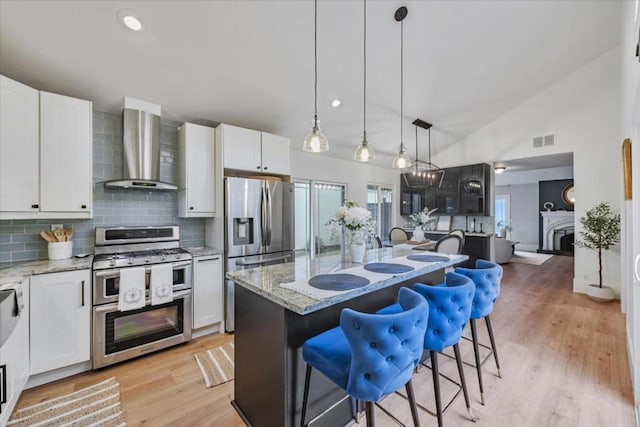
[182,246,224,257]
[226,247,468,315]
[0,256,94,286]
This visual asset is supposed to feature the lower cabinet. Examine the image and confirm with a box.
[192,255,224,329]
[30,270,91,375]
[0,280,29,425]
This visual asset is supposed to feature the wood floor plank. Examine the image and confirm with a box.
[14,255,636,426]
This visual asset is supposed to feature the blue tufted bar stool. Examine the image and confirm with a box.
[300,287,429,427]
[377,273,476,427]
[454,259,503,405]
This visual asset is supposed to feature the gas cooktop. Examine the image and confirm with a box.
[93,248,192,269]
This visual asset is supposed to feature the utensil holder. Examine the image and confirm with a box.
[48,241,72,260]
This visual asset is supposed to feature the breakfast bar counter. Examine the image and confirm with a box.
[226,247,468,427]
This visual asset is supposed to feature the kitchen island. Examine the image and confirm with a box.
[226,247,468,427]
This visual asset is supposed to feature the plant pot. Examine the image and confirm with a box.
[411,228,425,242]
[349,242,366,263]
[586,284,615,302]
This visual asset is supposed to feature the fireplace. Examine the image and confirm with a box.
[540,211,574,252]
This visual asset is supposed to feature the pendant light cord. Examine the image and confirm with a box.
[314,0,318,120]
[400,19,404,151]
[363,0,367,137]
[428,127,432,164]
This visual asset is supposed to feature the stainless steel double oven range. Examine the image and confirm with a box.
[92,226,192,369]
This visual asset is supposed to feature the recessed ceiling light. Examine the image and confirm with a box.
[330,99,341,108]
[495,166,506,174]
[118,10,143,31]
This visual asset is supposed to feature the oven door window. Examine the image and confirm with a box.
[104,268,185,297]
[104,300,184,355]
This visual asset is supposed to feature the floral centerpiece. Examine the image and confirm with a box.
[327,199,376,260]
[409,207,438,230]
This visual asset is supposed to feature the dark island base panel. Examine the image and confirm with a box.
[232,269,445,427]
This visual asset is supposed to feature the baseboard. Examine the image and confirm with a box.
[192,321,225,339]
[26,361,92,389]
[516,244,538,252]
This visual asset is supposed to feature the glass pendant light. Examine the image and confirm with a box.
[354,0,375,162]
[303,0,329,153]
[392,7,412,169]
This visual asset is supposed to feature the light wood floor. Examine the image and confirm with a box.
[15,255,635,426]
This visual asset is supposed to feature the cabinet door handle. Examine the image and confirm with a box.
[81,204,87,209]
[263,166,268,170]
[1,364,6,407]
[81,280,85,307]
[31,204,39,209]
[197,256,220,262]
[256,166,261,170]
[189,206,194,211]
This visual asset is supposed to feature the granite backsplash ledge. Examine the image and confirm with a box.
[0,111,206,263]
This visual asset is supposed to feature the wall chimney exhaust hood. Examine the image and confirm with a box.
[104,98,177,191]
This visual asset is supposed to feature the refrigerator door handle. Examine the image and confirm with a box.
[260,184,267,247]
[266,185,273,246]
[235,253,292,266]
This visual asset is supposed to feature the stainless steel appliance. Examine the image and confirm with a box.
[91,226,192,369]
[225,177,294,332]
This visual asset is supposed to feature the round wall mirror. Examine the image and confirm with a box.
[562,184,575,206]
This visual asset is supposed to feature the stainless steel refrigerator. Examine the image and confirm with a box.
[224,177,294,332]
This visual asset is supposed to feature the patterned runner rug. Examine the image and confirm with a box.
[194,342,235,388]
[8,377,126,427]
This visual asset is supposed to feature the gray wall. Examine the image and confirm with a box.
[0,111,205,263]
[495,183,538,251]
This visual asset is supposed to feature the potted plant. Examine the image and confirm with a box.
[575,202,621,301]
[495,220,512,239]
[409,207,438,241]
[327,200,376,263]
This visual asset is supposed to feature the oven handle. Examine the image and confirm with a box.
[93,289,192,313]
[94,260,193,277]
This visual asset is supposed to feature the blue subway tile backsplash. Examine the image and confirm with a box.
[0,111,206,263]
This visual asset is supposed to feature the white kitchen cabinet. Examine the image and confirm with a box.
[0,280,29,427]
[0,75,40,215]
[30,269,91,375]
[39,91,93,215]
[220,124,262,172]
[178,123,216,217]
[261,132,291,175]
[192,255,224,329]
[220,123,291,176]
[0,75,93,220]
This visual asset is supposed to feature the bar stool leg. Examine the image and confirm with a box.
[365,401,375,427]
[469,318,485,405]
[405,380,420,427]
[453,343,475,422]
[300,364,312,427]
[430,351,443,427]
[485,315,502,378]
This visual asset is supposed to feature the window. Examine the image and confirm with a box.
[294,180,346,258]
[367,184,393,241]
[494,194,511,238]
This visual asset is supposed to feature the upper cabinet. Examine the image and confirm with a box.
[0,75,40,215]
[220,124,291,176]
[39,91,93,215]
[400,163,490,216]
[178,123,216,217]
[0,75,93,219]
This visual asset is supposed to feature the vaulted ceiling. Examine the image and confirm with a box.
[0,0,621,167]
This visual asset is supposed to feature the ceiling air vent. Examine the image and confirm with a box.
[533,134,555,148]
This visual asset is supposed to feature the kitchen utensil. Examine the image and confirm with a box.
[54,229,66,242]
[65,228,73,241]
[45,230,58,242]
[40,231,55,242]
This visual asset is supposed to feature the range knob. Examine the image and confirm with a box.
[128,258,134,265]
[160,254,166,261]
[145,257,150,263]
[109,259,116,267]
[175,254,181,259]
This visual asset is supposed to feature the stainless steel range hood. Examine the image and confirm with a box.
[104,108,177,191]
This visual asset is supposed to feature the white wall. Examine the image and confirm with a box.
[495,184,538,251]
[435,47,622,296]
[291,150,402,226]
[495,166,573,186]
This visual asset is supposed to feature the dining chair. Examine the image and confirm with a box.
[447,229,466,247]
[389,227,409,243]
[300,287,429,427]
[434,235,463,255]
[453,259,503,405]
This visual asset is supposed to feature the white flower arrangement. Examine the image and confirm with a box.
[327,200,376,245]
[409,207,438,229]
